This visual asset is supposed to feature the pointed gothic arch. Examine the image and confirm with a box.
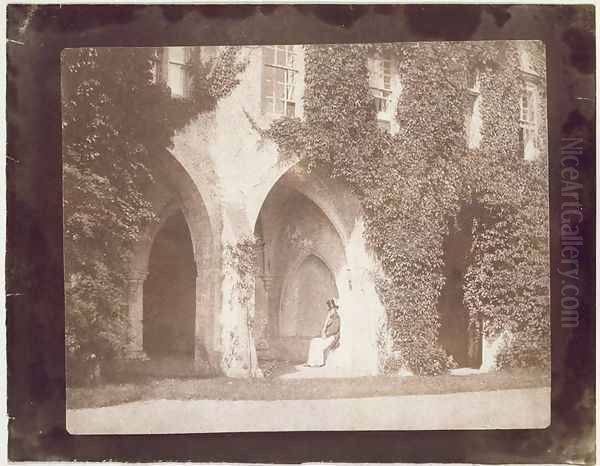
[252,164,349,362]
[143,209,196,358]
[126,151,220,371]
[279,251,339,338]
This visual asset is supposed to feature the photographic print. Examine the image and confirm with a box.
[62,41,551,434]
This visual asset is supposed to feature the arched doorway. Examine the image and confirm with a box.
[281,254,339,338]
[143,211,196,359]
[253,166,348,364]
[126,147,219,374]
[438,207,482,368]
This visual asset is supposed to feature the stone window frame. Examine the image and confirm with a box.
[465,66,482,150]
[261,45,298,117]
[166,46,193,99]
[466,67,481,94]
[369,52,394,121]
[150,48,162,84]
[519,71,541,154]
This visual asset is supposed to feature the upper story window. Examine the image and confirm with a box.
[262,45,298,117]
[150,48,162,84]
[517,42,543,160]
[465,67,482,149]
[368,53,396,132]
[369,54,393,115]
[520,85,536,124]
[167,47,192,98]
[519,81,539,158]
[150,47,192,97]
[466,68,480,94]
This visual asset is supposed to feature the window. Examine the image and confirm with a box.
[370,54,393,114]
[167,47,191,98]
[150,48,162,84]
[466,68,480,93]
[465,67,481,149]
[519,82,538,152]
[520,88,536,124]
[262,46,297,117]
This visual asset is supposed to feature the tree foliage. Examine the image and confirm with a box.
[266,42,549,374]
[63,47,245,379]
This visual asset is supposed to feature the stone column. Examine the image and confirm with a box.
[194,257,221,374]
[127,271,148,359]
[256,273,277,356]
[262,274,281,338]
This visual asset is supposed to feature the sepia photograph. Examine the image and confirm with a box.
[6,2,597,462]
[62,40,552,434]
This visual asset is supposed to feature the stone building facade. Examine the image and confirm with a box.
[125,43,546,377]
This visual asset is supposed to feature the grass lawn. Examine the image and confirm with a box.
[67,368,550,410]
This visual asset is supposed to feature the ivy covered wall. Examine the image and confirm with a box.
[64,42,549,381]
[267,41,549,375]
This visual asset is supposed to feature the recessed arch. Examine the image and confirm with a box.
[252,166,349,363]
[279,251,340,338]
[143,209,196,358]
[252,162,352,247]
[126,149,220,369]
[129,150,218,278]
[130,200,194,277]
[438,203,483,368]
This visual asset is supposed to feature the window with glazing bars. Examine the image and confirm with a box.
[167,47,191,98]
[150,48,162,84]
[262,46,297,117]
[371,55,392,113]
[466,68,479,92]
[519,84,538,148]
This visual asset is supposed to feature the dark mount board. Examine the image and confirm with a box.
[6,4,595,463]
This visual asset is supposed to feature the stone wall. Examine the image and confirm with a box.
[124,44,530,377]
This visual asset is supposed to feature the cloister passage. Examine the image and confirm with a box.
[126,148,218,375]
[254,168,347,363]
[143,210,197,359]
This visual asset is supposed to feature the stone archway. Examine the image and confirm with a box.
[126,152,220,373]
[279,252,340,338]
[251,162,386,375]
[438,206,483,369]
[143,210,196,359]
[252,166,349,364]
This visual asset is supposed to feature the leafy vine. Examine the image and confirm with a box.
[265,42,549,373]
[63,46,247,377]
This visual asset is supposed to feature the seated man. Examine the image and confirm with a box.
[305,299,341,367]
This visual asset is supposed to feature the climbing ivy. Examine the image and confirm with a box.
[63,46,246,380]
[223,236,261,310]
[222,236,263,376]
[266,42,549,374]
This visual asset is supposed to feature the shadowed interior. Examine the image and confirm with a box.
[143,211,196,359]
[438,207,482,368]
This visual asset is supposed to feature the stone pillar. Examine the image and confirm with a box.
[254,238,269,351]
[332,217,386,376]
[218,247,263,378]
[254,278,267,347]
[127,271,148,359]
[256,273,277,357]
[194,259,221,374]
[263,274,281,338]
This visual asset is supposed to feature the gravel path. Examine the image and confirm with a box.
[67,387,550,433]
